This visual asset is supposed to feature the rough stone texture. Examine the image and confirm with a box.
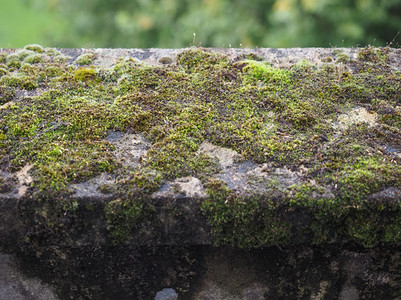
[3,245,401,299]
[0,253,57,300]
[53,47,401,70]
[1,46,401,299]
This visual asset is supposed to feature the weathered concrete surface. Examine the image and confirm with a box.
[0,252,57,300]
[1,45,401,299]
[61,47,401,70]
[3,245,401,299]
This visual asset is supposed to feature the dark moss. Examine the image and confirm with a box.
[159,57,173,65]
[0,75,37,90]
[345,209,380,248]
[177,48,229,73]
[0,52,7,63]
[0,176,18,193]
[0,67,7,77]
[201,179,290,248]
[0,86,15,104]
[358,46,389,63]
[105,196,155,243]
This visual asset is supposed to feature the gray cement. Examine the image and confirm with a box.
[0,252,57,300]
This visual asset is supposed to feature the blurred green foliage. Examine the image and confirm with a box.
[0,0,66,48]
[2,0,401,48]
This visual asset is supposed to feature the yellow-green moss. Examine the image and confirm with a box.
[75,53,96,65]
[242,60,291,85]
[23,53,44,64]
[0,75,37,90]
[73,68,96,81]
[24,44,45,53]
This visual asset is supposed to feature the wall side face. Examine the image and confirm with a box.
[7,244,401,299]
[0,45,401,299]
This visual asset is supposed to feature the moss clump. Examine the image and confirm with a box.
[105,197,155,243]
[334,50,350,63]
[345,210,379,247]
[23,54,44,64]
[245,53,264,61]
[45,48,61,56]
[177,48,229,72]
[9,50,34,61]
[73,68,96,81]
[0,86,15,105]
[201,179,290,248]
[6,57,21,70]
[159,57,173,65]
[53,55,70,64]
[128,168,164,194]
[383,214,401,243]
[242,60,291,85]
[24,44,44,53]
[357,46,389,63]
[0,53,7,64]
[76,53,96,65]
[0,67,7,77]
[0,75,37,90]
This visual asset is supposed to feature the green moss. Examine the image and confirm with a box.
[357,46,388,63]
[73,68,96,81]
[321,56,333,63]
[130,168,164,193]
[0,53,6,64]
[23,53,44,64]
[0,86,15,104]
[201,180,290,248]
[105,197,155,243]
[9,50,34,61]
[0,75,37,90]
[6,58,21,70]
[45,48,61,56]
[335,53,350,64]
[177,48,229,73]
[113,57,140,75]
[383,214,401,243]
[0,67,8,77]
[75,53,96,65]
[53,55,70,64]
[24,44,44,53]
[242,60,291,85]
[345,210,380,248]
[244,53,264,61]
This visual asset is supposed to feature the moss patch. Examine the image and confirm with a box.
[201,179,290,248]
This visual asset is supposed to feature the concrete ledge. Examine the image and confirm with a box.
[1,45,401,299]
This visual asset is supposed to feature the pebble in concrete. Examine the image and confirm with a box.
[155,288,178,300]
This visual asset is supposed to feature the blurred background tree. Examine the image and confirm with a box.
[1,0,400,48]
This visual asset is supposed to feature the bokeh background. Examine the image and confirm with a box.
[1,0,400,48]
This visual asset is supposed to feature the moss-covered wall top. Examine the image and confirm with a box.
[0,45,401,249]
